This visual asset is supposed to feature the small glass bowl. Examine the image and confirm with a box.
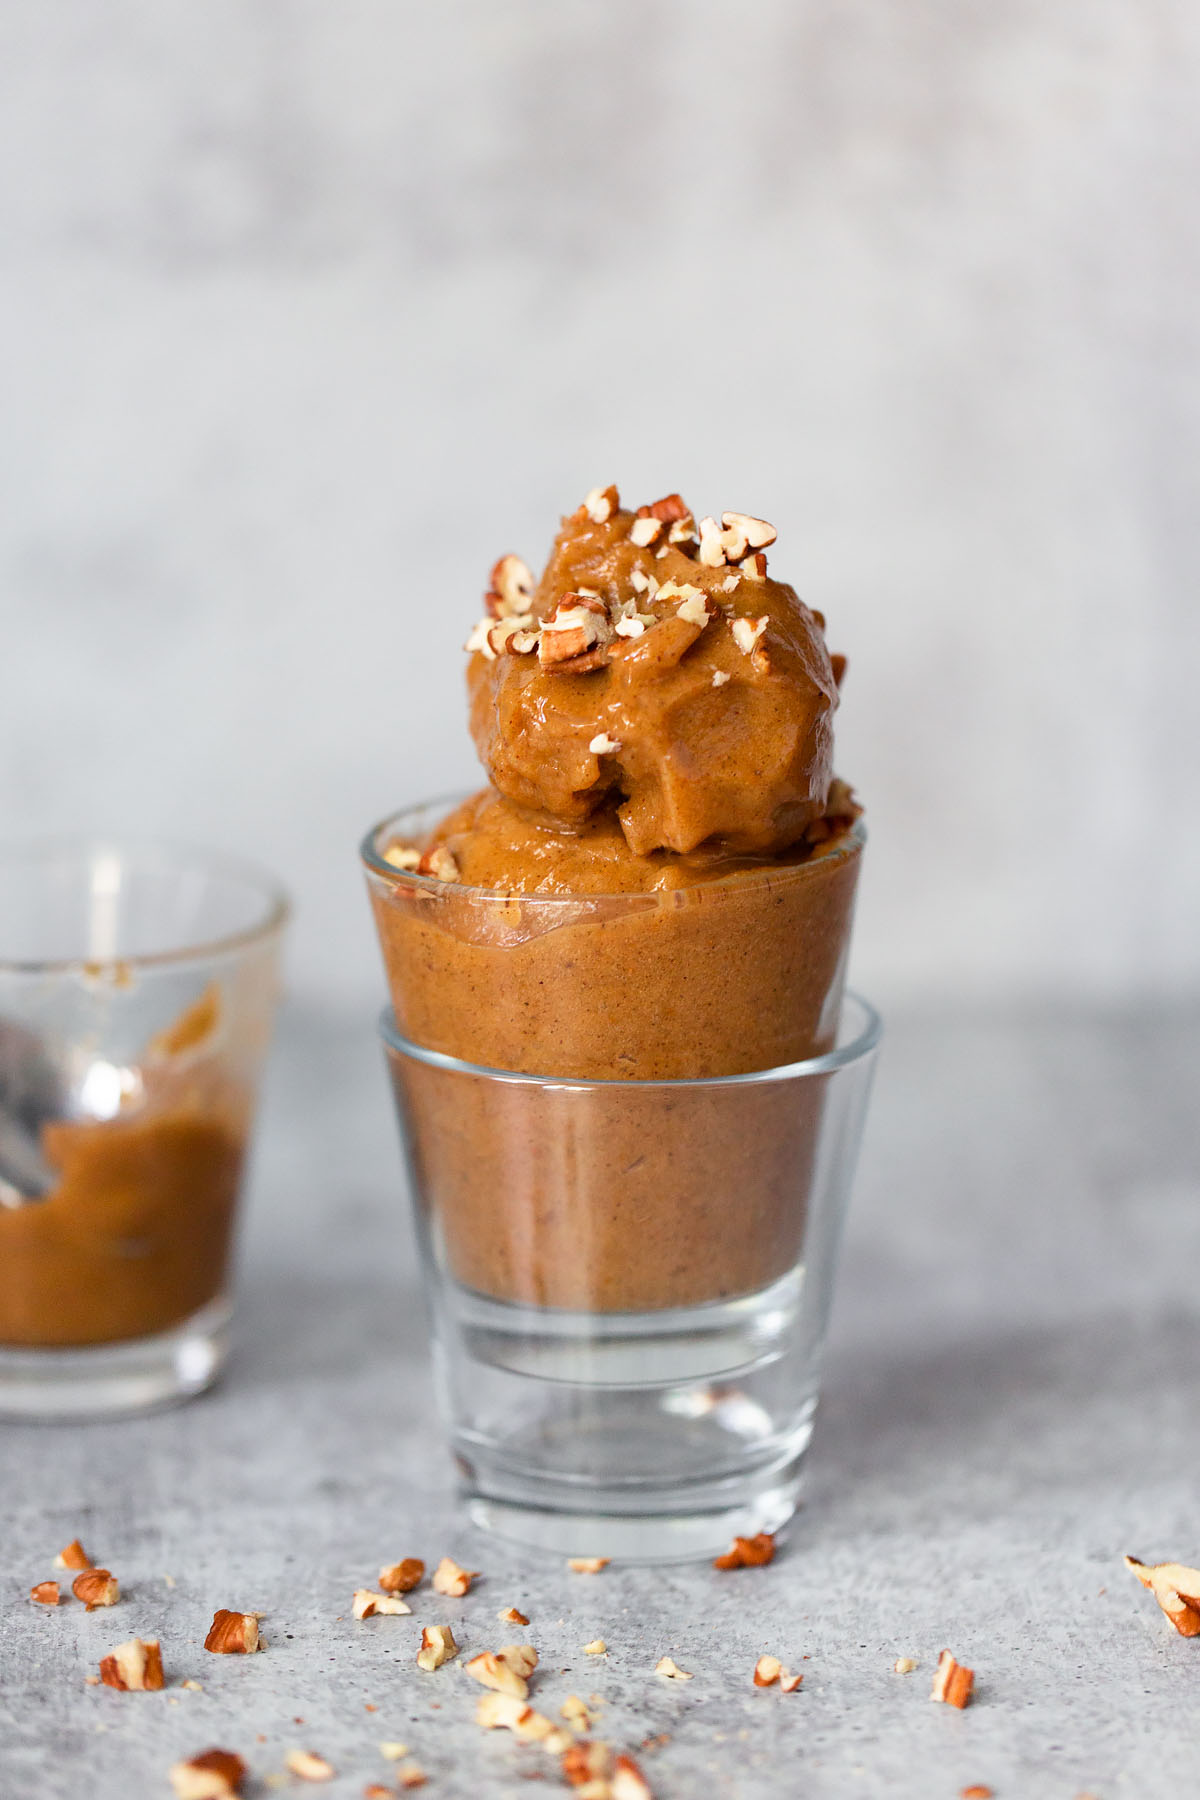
[0,838,288,1419]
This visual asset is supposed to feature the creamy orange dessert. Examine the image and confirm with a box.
[366,486,863,1309]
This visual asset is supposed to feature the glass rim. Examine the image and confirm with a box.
[0,835,291,976]
[380,990,881,1089]
[360,792,867,902]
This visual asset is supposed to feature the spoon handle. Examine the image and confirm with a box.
[0,1112,57,1205]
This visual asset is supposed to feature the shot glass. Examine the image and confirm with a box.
[0,838,288,1419]
[382,996,879,1561]
[364,799,877,1560]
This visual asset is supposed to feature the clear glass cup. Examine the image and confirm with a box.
[381,994,879,1562]
[364,796,877,1560]
[0,839,288,1419]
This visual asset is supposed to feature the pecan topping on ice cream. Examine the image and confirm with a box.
[465,487,843,857]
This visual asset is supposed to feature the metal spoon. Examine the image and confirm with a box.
[0,1018,69,1207]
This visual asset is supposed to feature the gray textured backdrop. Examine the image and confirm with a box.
[2,1,1197,1009]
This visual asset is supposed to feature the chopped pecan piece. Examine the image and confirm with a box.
[485,554,536,618]
[893,1656,918,1674]
[464,1645,538,1698]
[714,516,749,562]
[396,1764,427,1790]
[562,1740,613,1786]
[284,1750,335,1781]
[647,493,690,524]
[73,1568,119,1611]
[204,1610,261,1655]
[699,515,758,566]
[100,1638,164,1691]
[561,1693,594,1731]
[416,1624,458,1670]
[540,596,613,670]
[545,644,612,675]
[674,590,711,629]
[741,551,768,580]
[382,844,421,871]
[540,623,591,665]
[477,1692,573,1754]
[583,1639,607,1655]
[497,1606,529,1625]
[476,1691,537,1733]
[611,1755,654,1799]
[753,1655,781,1688]
[614,592,656,636]
[169,1749,247,1799]
[930,1649,975,1708]
[464,617,497,659]
[486,616,536,657]
[30,1581,60,1606]
[431,1557,478,1597]
[713,1532,775,1570]
[379,1558,425,1594]
[583,485,619,524]
[567,1557,610,1574]
[730,615,768,656]
[1125,1554,1200,1636]
[54,1539,92,1571]
[654,1656,692,1680]
[464,1652,522,1697]
[721,512,776,551]
[416,844,460,883]
[353,1589,411,1619]
[629,515,664,549]
[696,516,724,565]
[497,1643,538,1678]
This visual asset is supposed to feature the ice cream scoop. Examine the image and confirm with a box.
[466,489,844,857]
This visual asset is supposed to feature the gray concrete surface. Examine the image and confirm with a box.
[2,1004,1199,1798]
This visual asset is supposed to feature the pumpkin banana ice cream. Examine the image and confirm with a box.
[364,485,864,1311]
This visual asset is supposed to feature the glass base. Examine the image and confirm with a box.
[442,1271,819,1562]
[0,1297,231,1421]
[463,1450,806,1563]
